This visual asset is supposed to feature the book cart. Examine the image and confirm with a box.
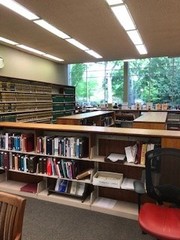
[0,122,179,220]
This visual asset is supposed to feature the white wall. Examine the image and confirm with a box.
[0,44,68,85]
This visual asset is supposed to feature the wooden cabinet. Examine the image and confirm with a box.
[0,122,179,220]
[0,76,75,123]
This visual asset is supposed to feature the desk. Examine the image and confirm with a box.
[56,110,115,126]
[133,112,168,129]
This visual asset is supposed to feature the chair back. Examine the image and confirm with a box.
[0,192,26,240]
[145,148,180,206]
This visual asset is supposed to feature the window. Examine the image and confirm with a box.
[68,57,180,109]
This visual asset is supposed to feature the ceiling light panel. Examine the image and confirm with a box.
[44,54,64,62]
[34,19,70,39]
[111,5,136,31]
[85,50,103,59]
[0,37,18,45]
[127,30,143,45]
[0,0,39,20]
[17,45,44,55]
[106,0,123,5]
[135,45,148,55]
[66,38,89,51]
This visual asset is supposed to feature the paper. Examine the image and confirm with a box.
[94,197,117,209]
[125,144,137,163]
[121,178,136,190]
[106,153,125,162]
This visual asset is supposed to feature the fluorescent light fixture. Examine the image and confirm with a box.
[66,38,89,51]
[34,19,70,39]
[85,50,102,59]
[44,54,64,62]
[17,45,44,55]
[123,59,135,62]
[106,0,123,5]
[0,37,17,45]
[127,30,143,45]
[111,5,136,30]
[135,44,148,55]
[0,0,39,20]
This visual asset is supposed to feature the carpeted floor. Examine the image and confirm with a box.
[22,197,154,240]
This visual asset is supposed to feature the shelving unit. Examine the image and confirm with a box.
[56,110,115,126]
[133,112,168,129]
[52,85,75,123]
[0,76,75,123]
[167,112,180,130]
[0,122,179,220]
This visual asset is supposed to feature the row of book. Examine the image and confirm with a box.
[125,142,160,165]
[0,81,52,93]
[0,133,89,158]
[0,133,34,152]
[36,136,89,158]
[7,153,80,178]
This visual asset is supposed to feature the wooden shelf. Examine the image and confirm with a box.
[0,76,75,122]
[56,110,115,126]
[0,122,179,220]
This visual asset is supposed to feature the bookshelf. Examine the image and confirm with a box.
[0,122,179,220]
[56,110,115,126]
[133,112,168,129]
[0,76,75,123]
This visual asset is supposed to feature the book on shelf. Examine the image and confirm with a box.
[140,143,148,165]
[20,183,37,194]
[75,182,86,196]
[55,179,69,193]
[21,133,34,152]
[69,181,77,194]
[76,168,93,180]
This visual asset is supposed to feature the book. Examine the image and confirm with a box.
[76,168,93,180]
[58,180,69,193]
[75,182,86,196]
[69,181,77,194]
[21,133,34,152]
[20,183,37,194]
[140,143,147,165]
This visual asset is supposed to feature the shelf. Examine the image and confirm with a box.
[91,197,138,220]
[0,122,179,220]
[0,76,75,123]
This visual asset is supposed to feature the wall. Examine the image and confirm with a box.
[0,44,68,85]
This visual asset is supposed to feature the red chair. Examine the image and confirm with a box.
[135,148,180,240]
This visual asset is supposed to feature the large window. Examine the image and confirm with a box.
[68,57,180,108]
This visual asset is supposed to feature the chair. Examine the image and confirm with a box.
[134,147,180,240]
[0,191,26,240]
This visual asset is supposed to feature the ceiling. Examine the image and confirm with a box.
[0,0,180,64]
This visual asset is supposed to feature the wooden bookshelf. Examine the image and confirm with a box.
[56,110,115,126]
[133,112,168,129]
[0,76,75,123]
[0,122,179,220]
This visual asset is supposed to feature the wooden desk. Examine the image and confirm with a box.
[56,110,115,126]
[133,112,168,129]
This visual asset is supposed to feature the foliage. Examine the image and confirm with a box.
[69,57,180,107]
